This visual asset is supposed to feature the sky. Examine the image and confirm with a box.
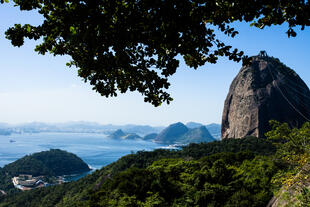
[0,3,309,126]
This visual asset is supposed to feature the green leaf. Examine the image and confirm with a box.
[26,25,31,33]
[69,26,77,35]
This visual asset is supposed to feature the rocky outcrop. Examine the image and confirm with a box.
[222,52,310,138]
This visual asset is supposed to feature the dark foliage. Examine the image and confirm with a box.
[0,137,277,206]
[3,149,90,177]
[2,0,309,105]
[89,153,277,206]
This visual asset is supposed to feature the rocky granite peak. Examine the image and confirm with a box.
[222,52,310,138]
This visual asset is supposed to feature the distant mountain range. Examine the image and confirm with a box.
[0,122,164,136]
[186,122,204,129]
[153,122,216,144]
[0,121,221,140]
[186,122,221,140]
[107,122,218,145]
[204,123,221,139]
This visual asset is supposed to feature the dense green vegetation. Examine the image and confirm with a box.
[90,153,278,206]
[3,149,90,177]
[0,168,17,194]
[0,149,88,194]
[0,136,280,207]
[1,122,310,206]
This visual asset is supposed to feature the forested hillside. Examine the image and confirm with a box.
[0,122,309,206]
[0,149,90,194]
[3,149,90,177]
[0,136,276,206]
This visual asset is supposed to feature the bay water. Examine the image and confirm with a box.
[0,133,165,171]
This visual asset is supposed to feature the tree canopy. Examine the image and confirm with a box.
[3,149,90,176]
[1,0,310,106]
[0,136,279,206]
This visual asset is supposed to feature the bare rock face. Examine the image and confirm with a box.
[222,52,310,139]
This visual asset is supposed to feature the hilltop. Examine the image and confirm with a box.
[154,122,215,144]
[0,149,90,194]
[3,149,90,177]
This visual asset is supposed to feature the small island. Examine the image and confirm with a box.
[108,129,141,140]
[2,149,90,191]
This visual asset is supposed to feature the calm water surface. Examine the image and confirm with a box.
[0,133,164,170]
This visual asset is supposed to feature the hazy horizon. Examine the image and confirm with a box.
[0,120,220,127]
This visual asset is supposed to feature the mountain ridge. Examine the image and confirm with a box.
[154,122,215,144]
[0,121,221,139]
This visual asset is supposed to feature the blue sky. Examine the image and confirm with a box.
[0,3,309,126]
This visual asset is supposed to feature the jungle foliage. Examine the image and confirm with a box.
[3,149,90,177]
[1,123,310,206]
[0,149,90,195]
[0,136,282,206]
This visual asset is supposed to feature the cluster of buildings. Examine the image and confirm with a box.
[12,174,48,191]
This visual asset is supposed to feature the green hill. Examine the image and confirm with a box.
[3,149,90,177]
[0,137,278,207]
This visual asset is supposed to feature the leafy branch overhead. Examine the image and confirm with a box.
[2,0,310,106]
